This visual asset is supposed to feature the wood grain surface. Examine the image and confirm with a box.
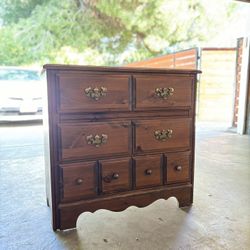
[43,65,200,230]
[135,118,191,153]
[135,75,192,109]
[58,73,130,112]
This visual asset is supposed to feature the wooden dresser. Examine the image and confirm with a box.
[43,64,201,230]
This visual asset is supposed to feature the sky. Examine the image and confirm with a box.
[202,1,250,47]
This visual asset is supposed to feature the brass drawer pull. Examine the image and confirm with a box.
[103,173,119,183]
[86,134,108,147]
[84,86,107,100]
[155,87,174,99]
[75,178,83,185]
[145,169,152,175]
[175,165,182,171]
[112,173,119,179]
[154,129,173,141]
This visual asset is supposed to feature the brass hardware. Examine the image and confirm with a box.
[84,86,107,100]
[86,134,108,147]
[112,173,119,179]
[75,178,83,185]
[155,87,174,99]
[103,173,119,183]
[145,169,152,175]
[154,129,173,141]
[175,165,182,171]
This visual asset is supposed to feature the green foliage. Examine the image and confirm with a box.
[0,0,47,25]
[0,0,238,66]
[0,27,32,65]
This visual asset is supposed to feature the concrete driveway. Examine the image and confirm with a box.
[0,122,249,250]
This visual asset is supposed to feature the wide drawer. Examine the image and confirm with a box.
[60,161,97,202]
[59,121,131,160]
[166,151,191,183]
[135,118,191,153]
[57,73,130,112]
[135,155,163,189]
[135,75,193,110]
[100,158,132,194]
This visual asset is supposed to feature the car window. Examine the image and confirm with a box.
[0,69,40,81]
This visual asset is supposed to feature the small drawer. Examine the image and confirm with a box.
[135,155,162,189]
[100,158,132,194]
[60,161,97,202]
[59,121,131,160]
[135,118,191,154]
[57,73,130,113]
[135,74,193,110]
[166,151,191,183]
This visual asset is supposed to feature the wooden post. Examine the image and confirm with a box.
[237,37,250,134]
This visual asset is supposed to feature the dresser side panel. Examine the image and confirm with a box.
[190,75,198,202]
[43,69,60,230]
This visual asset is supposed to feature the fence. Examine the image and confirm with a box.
[126,47,237,124]
[126,48,198,69]
[198,48,236,123]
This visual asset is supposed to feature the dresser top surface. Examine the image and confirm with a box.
[43,64,201,75]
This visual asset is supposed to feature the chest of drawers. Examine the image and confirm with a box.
[43,64,200,230]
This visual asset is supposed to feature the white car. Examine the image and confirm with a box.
[0,67,43,121]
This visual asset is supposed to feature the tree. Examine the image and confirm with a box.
[0,0,47,25]
[0,0,237,66]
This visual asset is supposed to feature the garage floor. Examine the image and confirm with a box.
[0,122,249,250]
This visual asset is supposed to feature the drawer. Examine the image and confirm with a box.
[100,158,132,194]
[58,73,130,112]
[59,121,131,160]
[135,118,191,153]
[135,155,162,189]
[60,161,97,202]
[166,151,191,183]
[135,75,193,110]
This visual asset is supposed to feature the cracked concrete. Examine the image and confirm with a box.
[0,122,249,250]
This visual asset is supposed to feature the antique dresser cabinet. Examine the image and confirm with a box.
[43,64,200,230]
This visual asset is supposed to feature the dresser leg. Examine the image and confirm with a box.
[178,194,193,208]
[178,200,192,208]
[177,187,193,208]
